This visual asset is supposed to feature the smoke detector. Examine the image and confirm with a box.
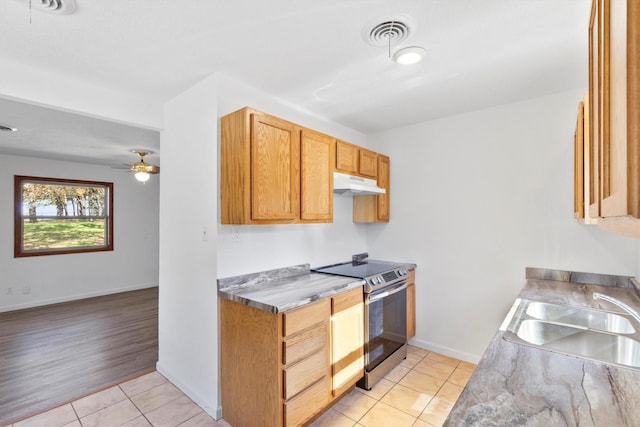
[14,0,76,14]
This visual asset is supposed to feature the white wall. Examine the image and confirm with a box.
[367,90,638,362]
[215,74,371,277]
[158,75,219,418]
[0,154,159,312]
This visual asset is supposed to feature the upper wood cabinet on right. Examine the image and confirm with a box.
[590,0,640,219]
[353,154,390,223]
[336,140,378,179]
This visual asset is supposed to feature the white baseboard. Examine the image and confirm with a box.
[408,337,483,364]
[0,282,158,312]
[155,362,221,420]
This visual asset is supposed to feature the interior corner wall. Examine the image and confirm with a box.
[366,89,638,362]
[215,74,371,278]
[158,75,219,418]
[0,154,159,312]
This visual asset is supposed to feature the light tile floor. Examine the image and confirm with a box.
[309,346,476,427]
[9,346,475,427]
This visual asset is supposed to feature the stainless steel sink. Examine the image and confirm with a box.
[501,298,640,370]
[525,301,635,334]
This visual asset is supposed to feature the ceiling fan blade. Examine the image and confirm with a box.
[111,164,132,170]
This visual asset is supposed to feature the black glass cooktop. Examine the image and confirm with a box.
[312,260,402,279]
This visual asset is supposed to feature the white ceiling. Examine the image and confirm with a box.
[0,0,591,166]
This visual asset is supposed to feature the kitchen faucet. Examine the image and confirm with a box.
[593,292,640,324]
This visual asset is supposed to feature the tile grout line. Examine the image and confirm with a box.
[69,402,82,427]
[120,384,159,426]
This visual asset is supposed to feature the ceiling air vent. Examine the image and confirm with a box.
[14,0,76,14]
[364,16,416,47]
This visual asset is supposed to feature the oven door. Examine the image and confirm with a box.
[364,281,408,372]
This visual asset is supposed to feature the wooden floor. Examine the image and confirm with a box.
[0,287,158,425]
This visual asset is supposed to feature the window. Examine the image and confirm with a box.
[14,176,113,257]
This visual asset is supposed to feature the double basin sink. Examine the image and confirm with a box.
[501,297,640,369]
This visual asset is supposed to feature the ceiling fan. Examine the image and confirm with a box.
[125,149,160,183]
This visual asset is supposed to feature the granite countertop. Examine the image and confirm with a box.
[445,268,640,426]
[218,264,365,313]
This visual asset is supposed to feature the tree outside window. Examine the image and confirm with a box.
[14,176,114,257]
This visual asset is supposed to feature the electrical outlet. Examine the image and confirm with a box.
[22,285,31,294]
[232,226,240,242]
[202,226,208,242]
[6,287,13,295]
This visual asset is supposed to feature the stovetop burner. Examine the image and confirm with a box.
[312,260,401,278]
[312,254,409,292]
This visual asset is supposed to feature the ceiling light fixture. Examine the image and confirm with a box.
[392,46,426,65]
[0,124,18,132]
[135,171,151,183]
[128,150,159,183]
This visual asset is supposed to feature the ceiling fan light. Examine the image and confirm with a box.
[392,46,425,65]
[135,171,151,183]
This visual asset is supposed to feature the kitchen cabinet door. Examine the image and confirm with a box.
[221,108,300,224]
[376,155,390,222]
[301,129,334,222]
[331,288,364,397]
[358,148,378,178]
[588,0,601,219]
[599,0,640,219]
[336,140,358,174]
[574,101,585,220]
[251,113,300,221]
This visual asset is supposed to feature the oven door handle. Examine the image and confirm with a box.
[368,282,408,303]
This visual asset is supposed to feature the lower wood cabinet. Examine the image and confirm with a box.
[220,287,364,427]
[330,287,364,397]
[407,269,416,339]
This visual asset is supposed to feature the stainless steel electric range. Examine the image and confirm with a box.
[313,253,410,390]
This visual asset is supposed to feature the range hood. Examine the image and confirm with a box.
[333,172,385,196]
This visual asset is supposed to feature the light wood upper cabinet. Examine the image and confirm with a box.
[251,113,300,222]
[335,140,378,179]
[301,130,334,222]
[575,93,599,225]
[358,148,378,178]
[376,155,390,221]
[588,0,601,219]
[574,101,585,220]
[598,0,640,219]
[577,0,640,237]
[353,154,390,223]
[220,107,333,225]
[336,140,358,175]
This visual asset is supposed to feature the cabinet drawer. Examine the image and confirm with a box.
[283,376,330,427]
[332,287,363,314]
[283,299,329,337]
[282,322,327,365]
[283,349,328,400]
